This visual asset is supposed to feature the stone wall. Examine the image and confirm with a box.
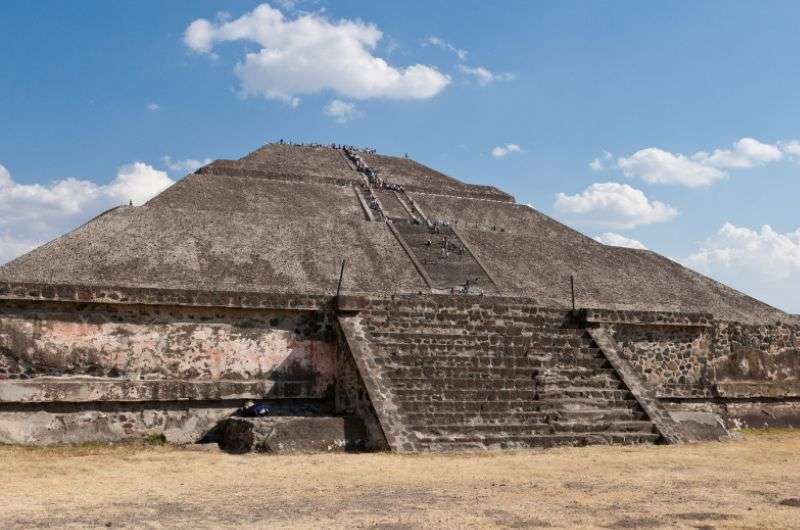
[712,321,800,383]
[0,300,338,444]
[612,325,712,398]
[583,308,800,429]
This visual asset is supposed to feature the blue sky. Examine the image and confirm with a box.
[1,1,799,312]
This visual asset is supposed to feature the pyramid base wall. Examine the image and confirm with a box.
[0,295,798,446]
[0,300,339,445]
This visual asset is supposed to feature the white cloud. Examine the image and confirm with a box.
[184,4,450,105]
[691,137,782,169]
[162,156,213,173]
[594,232,648,250]
[687,223,800,280]
[424,36,468,61]
[617,148,725,187]
[324,99,357,123]
[779,139,800,157]
[491,144,521,158]
[589,150,612,171]
[554,182,678,230]
[617,138,784,187]
[686,222,800,312]
[0,163,173,265]
[146,103,161,112]
[458,65,515,86]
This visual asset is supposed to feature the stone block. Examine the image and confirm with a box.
[218,416,368,453]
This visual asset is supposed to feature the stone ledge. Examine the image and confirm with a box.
[715,381,800,399]
[337,293,553,312]
[583,308,714,328]
[655,385,715,399]
[0,281,334,310]
[198,160,362,188]
[0,378,323,403]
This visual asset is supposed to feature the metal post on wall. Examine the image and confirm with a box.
[570,274,576,313]
[336,259,346,299]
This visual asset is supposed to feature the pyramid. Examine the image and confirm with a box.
[0,142,796,449]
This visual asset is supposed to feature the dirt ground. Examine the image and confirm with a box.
[1,430,799,529]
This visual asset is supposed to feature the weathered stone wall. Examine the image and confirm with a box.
[711,321,800,383]
[0,300,338,444]
[612,326,712,397]
[584,309,800,429]
[0,301,335,390]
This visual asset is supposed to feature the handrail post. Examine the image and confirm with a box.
[570,275,576,313]
[336,259,346,301]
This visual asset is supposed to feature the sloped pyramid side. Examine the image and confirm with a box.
[0,143,793,324]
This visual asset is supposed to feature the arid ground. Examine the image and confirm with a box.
[1,430,799,529]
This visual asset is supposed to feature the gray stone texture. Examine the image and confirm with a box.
[218,415,368,453]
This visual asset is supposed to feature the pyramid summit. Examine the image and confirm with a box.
[0,141,797,450]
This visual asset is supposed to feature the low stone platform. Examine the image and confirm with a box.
[218,416,368,454]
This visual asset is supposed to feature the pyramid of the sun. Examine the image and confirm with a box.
[0,143,797,450]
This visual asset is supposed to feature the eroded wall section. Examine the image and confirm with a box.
[0,301,336,443]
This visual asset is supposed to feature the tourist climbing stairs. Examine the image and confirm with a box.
[391,220,496,292]
[338,297,660,452]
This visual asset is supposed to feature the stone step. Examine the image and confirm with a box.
[370,331,591,346]
[543,367,620,379]
[389,377,537,391]
[410,420,655,438]
[557,408,648,422]
[362,309,569,322]
[551,420,656,434]
[396,400,544,414]
[374,341,599,356]
[401,411,552,425]
[401,409,647,425]
[365,321,588,337]
[385,366,540,380]
[537,398,641,411]
[411,432,661,451]
[381,354,609,370]
[392,388,537,401]
[539,388,633,400]
[412,423,555,437]
[539,377,627,390]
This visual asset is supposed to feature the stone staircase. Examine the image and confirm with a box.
[339,297,661,452]
[391,220,495,292]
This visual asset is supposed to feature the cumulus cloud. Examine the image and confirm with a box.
[617,138,784,187]
[779,139,800,157]
[691,137,782,169]
[617,148,725,187]
[324,99,358,123]
[162,156,213,173]
[184,3,450,105]
[146,103,161,112]
[687,223,800,280]
[491,144,521,158]
[424,36,468,61]
[589,151,613,172]
[686,222,800,312]
[458,65,515,86]
[0,163,173,265]
[554,182,678,230]
[594,232,648,250]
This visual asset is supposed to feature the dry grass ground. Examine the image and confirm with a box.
[1,430,799,529]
